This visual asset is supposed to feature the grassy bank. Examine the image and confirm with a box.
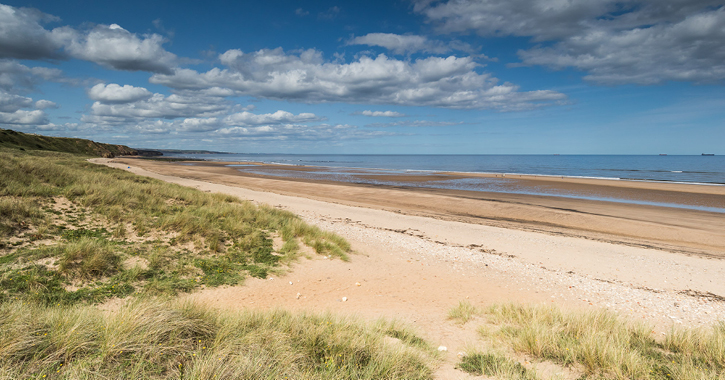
[0,147,350,305]
[450,301,725,379]
[0,129,139,157]
[0,299,435,379]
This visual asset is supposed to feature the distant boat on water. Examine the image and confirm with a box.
[702,153,715,156]
[659,154,667,156]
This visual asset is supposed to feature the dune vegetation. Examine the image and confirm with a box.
[0,147,349,305]
[0,299,435,379]
[451,301,725,380]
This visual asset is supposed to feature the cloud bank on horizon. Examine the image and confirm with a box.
[0,0,723,153]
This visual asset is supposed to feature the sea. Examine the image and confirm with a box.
[164,154,725,213]
[166,154,724,183]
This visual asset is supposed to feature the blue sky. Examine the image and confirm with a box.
[1,0,723,154]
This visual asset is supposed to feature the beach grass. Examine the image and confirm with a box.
[455,302,725,379]
[447,300,481,324]
[0,147,351,305]
[457,352,538,379]
[0,299,435,379]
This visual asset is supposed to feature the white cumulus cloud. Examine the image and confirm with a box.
[150,48,565,110]
[224,110,324,126]
[0,4,63,60]
[83,92,233,123]
[0,90,53,126]
[0,92,33,112]
[356,110,407,117]
[54,23,177,74]
[0,109,48,125]
[88,83,153,104]
[34,99,58,109]
[0,4,177,73]
[0,60,66,94]
[81,87,326,136]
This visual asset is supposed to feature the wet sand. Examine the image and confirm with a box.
[112,158,725,258]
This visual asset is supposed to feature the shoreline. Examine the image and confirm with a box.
[159,154,725,186]
[165,159,725,209]
[113,158,725,259]
[264,167,725,213]
[94,157,725,319]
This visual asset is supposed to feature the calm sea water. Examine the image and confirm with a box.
[167,154,725,184]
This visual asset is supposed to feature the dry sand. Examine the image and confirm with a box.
[92,158,725,379]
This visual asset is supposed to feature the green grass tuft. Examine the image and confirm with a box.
[447,300,480,324]
[457,352,537,379]
[61,227,109,241]
[57,237,121,280]
[0,196,44,240]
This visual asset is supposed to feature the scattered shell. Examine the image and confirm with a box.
[437,346,447,352]
[289,281,293,285]
[342,297,348,302]
[355,282,361,286]
[296,292,301,299]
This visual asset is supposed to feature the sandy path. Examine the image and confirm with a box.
[92,158,725,379]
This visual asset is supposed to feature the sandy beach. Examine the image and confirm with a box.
[111,159,725,258]
[96,157,725,379]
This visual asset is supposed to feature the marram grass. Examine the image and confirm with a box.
[457,352,537,380]
[455,302,725,380]
[0,148,350,305]
[0,299,435,379]
[447,299,480,324]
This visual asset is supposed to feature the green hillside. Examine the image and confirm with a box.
[0,129,140,157]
